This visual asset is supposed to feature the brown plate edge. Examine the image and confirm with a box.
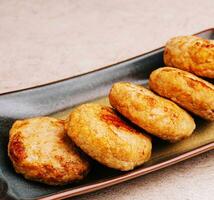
[38,142,214,200]
[0,28,213,96]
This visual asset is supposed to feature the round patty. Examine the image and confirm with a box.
[149,67,214,121]
[8,117,90,185]
[67,104,152,171]
[164,35,214,78]
[109,82,196,142]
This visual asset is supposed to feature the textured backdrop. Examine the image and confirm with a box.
[0,1,213,200]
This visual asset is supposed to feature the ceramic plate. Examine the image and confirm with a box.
[0,28,213,200]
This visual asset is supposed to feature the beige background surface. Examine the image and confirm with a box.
[0,0,213,199]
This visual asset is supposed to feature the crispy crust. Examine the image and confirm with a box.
[8,117,90,185]
[109,82,196,142]
[164,36,214,78]
[149,67,214,121]
[67,104,152,171]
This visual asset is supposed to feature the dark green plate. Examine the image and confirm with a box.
[0,28,213,200]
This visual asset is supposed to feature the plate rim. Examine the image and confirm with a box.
[38,143,214,200]
[1,28,213,200]
[0,28,213,97]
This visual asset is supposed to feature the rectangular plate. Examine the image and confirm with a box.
[0,28,213,200]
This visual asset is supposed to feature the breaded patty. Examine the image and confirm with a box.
[149,67,214,121]
[109,82,195,142]
[67,104,152,171]
[8,117,90,185]
[164,36,214,78]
